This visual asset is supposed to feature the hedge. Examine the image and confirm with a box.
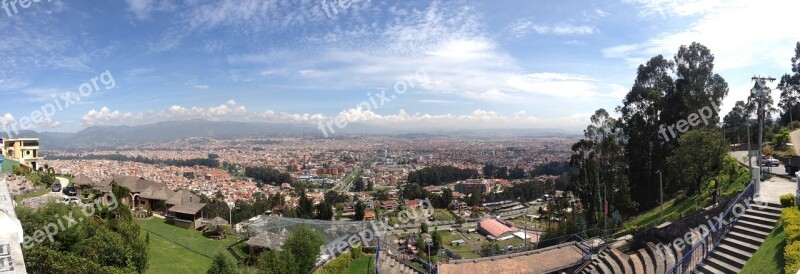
[780,194,796,208]
[783,207,800,273]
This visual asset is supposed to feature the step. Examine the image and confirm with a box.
[739,214,779,226]
[638,249,654,274]
[609,249,632,274]
[719,237,759,254]
[630,250,644,274]
[745,208,781,220]
[645,242,665,274]
[757,203,783,214]
[696,262,728,274]
[709,249,747,269]
[599,252,622,274]
[730,225,770,238]
[726,230,765,246]
[704,256,740,273]
[715,243,752,262]
[736,219,775,232]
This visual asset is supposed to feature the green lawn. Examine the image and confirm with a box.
[137,218,240,273]
[433,209,455,221]
[439,231,480,259]
[146,230,213,274]
[741,220,786,274]
[345,255,374,274]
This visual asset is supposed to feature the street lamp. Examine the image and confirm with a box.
[655,170,663,217]
[751,76,774,196]
[228,201,238,227]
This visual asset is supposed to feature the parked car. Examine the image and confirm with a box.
[62,186,78,196]
[60,197,80,206]
[760,156,780,167]
[51,183,62,192]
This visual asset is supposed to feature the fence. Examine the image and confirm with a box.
[666,181,755,274]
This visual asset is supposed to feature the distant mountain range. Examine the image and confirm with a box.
[0,119,579,149]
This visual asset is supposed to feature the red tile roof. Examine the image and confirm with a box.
[478,219,518,238]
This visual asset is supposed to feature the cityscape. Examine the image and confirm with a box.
[1,1,800,274]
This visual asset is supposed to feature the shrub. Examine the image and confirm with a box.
[781,194,797,208]
[786,240,800,274]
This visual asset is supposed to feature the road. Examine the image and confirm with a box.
[333,159,373,193]
[730,151,788,177]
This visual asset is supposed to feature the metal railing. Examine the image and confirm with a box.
[666,181,755,274]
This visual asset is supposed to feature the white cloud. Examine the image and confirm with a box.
[508,19,594,38]
[608,0,800,71]
[78,100,592,131]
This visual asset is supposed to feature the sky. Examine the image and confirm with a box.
[0,0,798,134]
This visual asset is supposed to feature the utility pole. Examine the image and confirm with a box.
[752,76,776,196]
[656,170,663,217]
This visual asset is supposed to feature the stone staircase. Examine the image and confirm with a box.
[696,203,781,274]
[579,240,685,274]
[377,252,422,274]
[580,202,782,274]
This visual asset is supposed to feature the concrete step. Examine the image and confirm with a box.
[739,213,779,226]
[736,219,775,232]
[609,249,632,274]
[637,249,654,274]
[726,230,766,246]
[720,237,760,254]
[645,242,665,274]
[730,224,770,238]
[757,203,783,214]
[599,252,622,274]
[745,208,781,220]
[708,249,747,270]
[704,256,740,273]
[715,242,752,262]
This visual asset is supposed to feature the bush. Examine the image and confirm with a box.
[787,240,800,274]
[782,194,797,208]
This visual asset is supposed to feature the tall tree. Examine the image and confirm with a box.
[354,201,366,221]
[284,225,325,274]
[297,189,314,219]
[618,55,674,210]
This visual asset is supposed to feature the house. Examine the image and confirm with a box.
[343,202,355,213]
[1,138,41,171]
[454,179,489,194]
[168,202,207,230]
[364,211,375,221]
[100,175,203,217]
[381,200,398,211]
[478,218,518,240]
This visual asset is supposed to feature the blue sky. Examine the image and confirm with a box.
[0,0,797,133]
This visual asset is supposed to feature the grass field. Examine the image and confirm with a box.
[137,218,240,273]
[433,209,455,221]
[146,230,213,274]
[741,220,786,274]
[345,255,374,274]
[439,231,480,259]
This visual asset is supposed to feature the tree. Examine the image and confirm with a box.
[257,250,298,274]
[420,222,428,234]
[354,201,366,221]
[353,177,365,192]
[431,231,442,252]
[667,129,728,195]
[367,180,374,191]
[440,188,453,208]
[284,225,325,273]
[315,202,333,220]
[297,189,314,219]
[208,253,239,274]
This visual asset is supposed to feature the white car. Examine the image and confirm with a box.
[760,156,780,167]
[61,197,80,206]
